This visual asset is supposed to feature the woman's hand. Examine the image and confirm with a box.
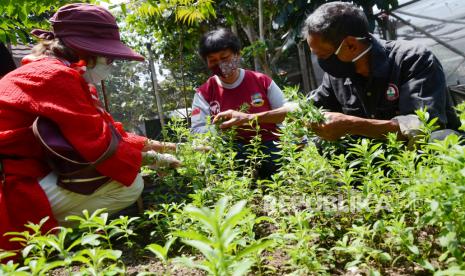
[212,110,254,129]
[143,139,177,153]
[142,151,182,169]
[192,145,212,152]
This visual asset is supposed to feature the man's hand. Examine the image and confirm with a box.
[310,112,353,141]
[309,112,403,140]
[212,110,254,129]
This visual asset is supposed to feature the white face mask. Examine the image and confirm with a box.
[83,57,113,84]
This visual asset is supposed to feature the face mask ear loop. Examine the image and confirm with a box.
[334,40,344,56]
[352,44,373,62]
[335,37,370,57]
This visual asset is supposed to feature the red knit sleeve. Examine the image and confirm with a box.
[13,60,143,185]
[113,122,147,151]
[125,133,147,151]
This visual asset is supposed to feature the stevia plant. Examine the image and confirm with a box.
[22,227,82,274]
[0,252,16,262]
[3,86,465,275]
[0,260,29,275]
[242,118,269,180]
[279,209,329,274]
[282,85,326,125]
[5,217,54,261]
[145,237,177,275]
[72,247,125,275]
[280,86,326,147]
[456,102,465,132]
[173,197,272,276]
[142,203,187,240]
[2,212,129,275]
[66,209,139,250]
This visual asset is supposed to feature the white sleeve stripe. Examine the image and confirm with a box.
[191,93,213,134]
[193,92,210,113]
[267,81,287,110]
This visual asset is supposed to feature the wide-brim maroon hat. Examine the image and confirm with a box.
[32,3,144,61]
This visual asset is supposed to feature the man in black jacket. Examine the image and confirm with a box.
[303,2,460,143]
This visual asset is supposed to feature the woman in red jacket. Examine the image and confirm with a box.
[0,3,179,251]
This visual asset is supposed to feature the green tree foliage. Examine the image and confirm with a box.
[104,60,157,132]
[0,0,75,44]
[108,0,399,128]
[274,0,399,35]
[121,0,216,121]
[273,0,399,60]
[120,0,399,84]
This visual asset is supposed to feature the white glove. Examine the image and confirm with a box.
[143,150,181,169]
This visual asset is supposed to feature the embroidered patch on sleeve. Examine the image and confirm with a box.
[386,84,399,101]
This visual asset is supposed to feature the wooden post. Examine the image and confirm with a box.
[146,43,165,127]
[297,41,311,93]
[100,80,110,112]
[305,43,318,90]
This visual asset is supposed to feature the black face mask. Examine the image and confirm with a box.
[317,37,373,79]
[317,54,356,79]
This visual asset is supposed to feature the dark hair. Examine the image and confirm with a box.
[0,43,16,76]
[31,38,80,63]
[198,28,241,60]
[302,2,370,47]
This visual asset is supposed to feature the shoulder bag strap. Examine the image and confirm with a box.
[32,117,121,168]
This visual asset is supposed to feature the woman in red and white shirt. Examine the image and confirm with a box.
[191,28,293,179]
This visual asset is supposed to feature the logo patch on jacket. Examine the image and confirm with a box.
[386,84,399,101]
[210,101,221,115]
[251,93,264,107]
[192,107,201,116]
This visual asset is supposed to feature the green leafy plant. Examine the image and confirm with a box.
[284,85,326,125]
[3,85,465,274]
[66,209,139,249]
[146,237,177,275]
[173,197,272,276]
[73,248,124,275]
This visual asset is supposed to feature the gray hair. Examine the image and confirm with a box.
[31,38,80,63]
[302,2,370,47]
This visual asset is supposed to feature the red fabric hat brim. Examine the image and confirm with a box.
[62,36,144,61]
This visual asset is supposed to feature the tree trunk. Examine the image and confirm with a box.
[242,23,261,71]
[231,21,238,36]
[258,0,264,41]
[297,41,311,93]
[147,44,165,127]
[179,29,191,125]
[305,43,318,90]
